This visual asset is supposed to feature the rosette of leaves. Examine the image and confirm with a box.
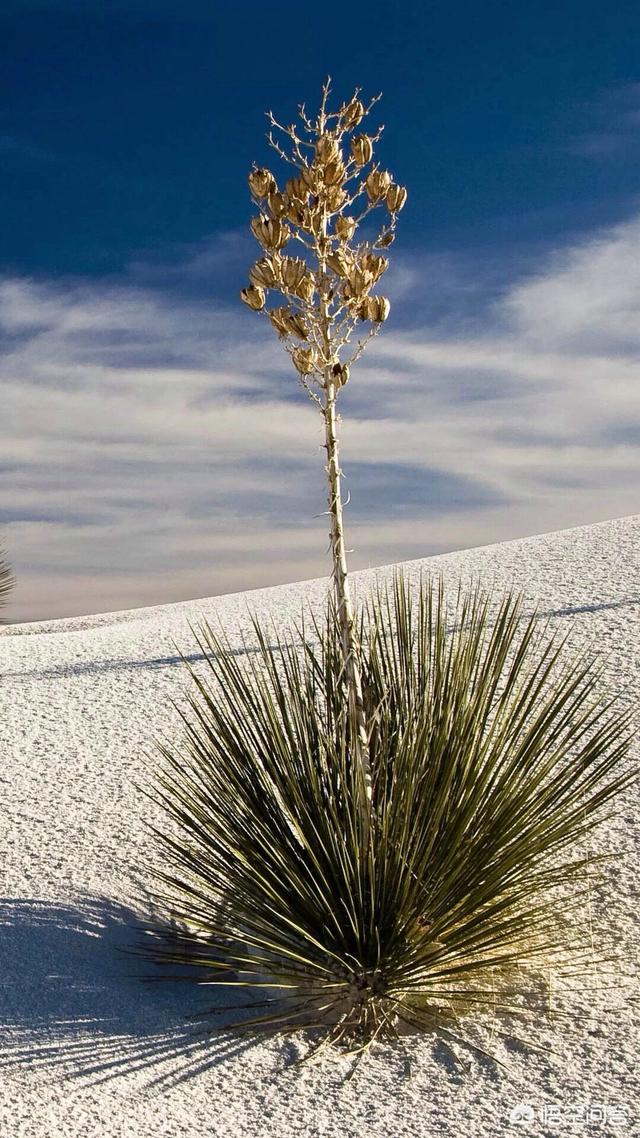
[139,576,634,1059]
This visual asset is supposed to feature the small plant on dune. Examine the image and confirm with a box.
[0,545,15,620]
[139,81,635,1062]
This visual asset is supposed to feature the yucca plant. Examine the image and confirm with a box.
[138,81,635,1061]
[0,545,15,619]
[140,576,633,1057]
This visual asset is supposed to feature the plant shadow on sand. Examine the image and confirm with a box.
[0,895,562,1092]
[0,894,269,1090]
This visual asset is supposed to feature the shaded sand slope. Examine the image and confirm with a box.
[0,515,638,1137]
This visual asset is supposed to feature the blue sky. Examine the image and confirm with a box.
[2,0,640,619]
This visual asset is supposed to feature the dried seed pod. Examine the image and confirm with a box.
[331,361,350,388]
[240,285,266,311]
[375,230,395,248]
[249,256,280,289]
[335,215,356,242]
[292,347,316,375]
[267,191,287,217]
[300,165,320,192]
[248,167,277,198]
[365,169,392,203]
[386,184,408,213]
[271,218,290,249]
[326,188,346,212]
[361,253,388,282]
[350,134,373,167]
[372,295,391,322]
[341,98,365,129]
[268,306,293,338]
[315,135,341,165]
[250,215,290,250]
[280,256,308,292]
[287,312,309,339]
[347,267,374,295]
[326,186,347,212]
[249,215,266,244]
[285,201,306,226]
[357,295,390,322]
[326,249,352,276]
[322,160,346,187]
[285,176,308,202]
[295,274,316,302]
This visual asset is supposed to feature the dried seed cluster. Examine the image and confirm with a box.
[241,85,406,393]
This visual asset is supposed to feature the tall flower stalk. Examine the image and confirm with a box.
[241,78,407,806]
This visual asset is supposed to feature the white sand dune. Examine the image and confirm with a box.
[0,515,638,1137]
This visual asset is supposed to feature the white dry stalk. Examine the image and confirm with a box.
[241,77,407,811]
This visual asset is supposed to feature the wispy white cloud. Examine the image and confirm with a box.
[2,212,640,620]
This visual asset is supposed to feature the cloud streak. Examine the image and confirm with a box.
[566,83,640,161]
[2,214,640,620]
